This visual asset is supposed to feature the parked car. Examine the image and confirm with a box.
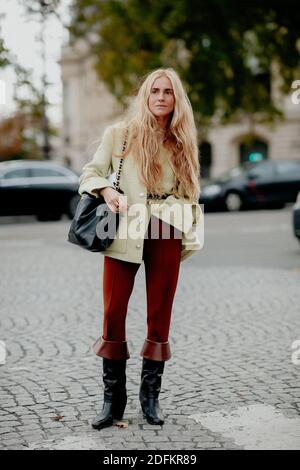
[293,191,300,242]
[199,160,300,212]
[0,160,80,221]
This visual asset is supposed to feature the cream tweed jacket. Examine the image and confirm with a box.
[78,121,203,263]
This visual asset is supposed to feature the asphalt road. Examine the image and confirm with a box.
[193,204,300,270]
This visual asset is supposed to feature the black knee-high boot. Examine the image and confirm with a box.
[139,358,165,425]
[91,337,129,430]
[139,338,171,426]
[92,358,127,430]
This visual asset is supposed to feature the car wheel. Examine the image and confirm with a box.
[68,194,80,219]
[224,192,243,212]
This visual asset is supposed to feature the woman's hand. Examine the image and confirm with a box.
[99,187,129,213]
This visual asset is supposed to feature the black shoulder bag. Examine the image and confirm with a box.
[67,129,128,252]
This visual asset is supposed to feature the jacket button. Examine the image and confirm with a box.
[136,244,141,249]
[139,192,144,197]
[139,217,143,222]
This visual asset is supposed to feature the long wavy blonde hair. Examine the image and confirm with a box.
[116,68,201,202]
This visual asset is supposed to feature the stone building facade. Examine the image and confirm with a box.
[59,43,300,178]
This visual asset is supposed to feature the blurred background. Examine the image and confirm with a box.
[0,1,299,233]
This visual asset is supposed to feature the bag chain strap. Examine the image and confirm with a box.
[113,128,128,192]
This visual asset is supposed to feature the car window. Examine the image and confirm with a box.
[2,168,30,179]
[275,161,300,176]
[248,162,274,178]
[215,166,245,183]
[30,168,67,177]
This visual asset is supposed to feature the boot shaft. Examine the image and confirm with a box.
[140,358,165,399]
[139,358,166,425]
[103,358,127,401]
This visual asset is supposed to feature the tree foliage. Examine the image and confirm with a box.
[0,61,58,161]
[0,3,61,160]
[0,37,10,68]
[0,12,10,68]
[68,0,300,126]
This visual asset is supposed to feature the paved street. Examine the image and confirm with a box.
[0,206,300,450]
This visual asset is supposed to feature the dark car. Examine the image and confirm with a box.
[199,160,300,212]
[293,191,300,243]
[0,160,80,221]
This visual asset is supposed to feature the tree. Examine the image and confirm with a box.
[0,61,59,161]
[68,0,300,127]
[0,37,10,68]
[0,11,10,67]
[20,0,62,159]
[0,11,58,161]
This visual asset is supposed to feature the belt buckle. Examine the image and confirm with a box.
[147,193,171,206]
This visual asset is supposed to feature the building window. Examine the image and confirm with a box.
[239,138,268,164]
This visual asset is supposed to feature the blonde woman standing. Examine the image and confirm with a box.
[78,68,203,430]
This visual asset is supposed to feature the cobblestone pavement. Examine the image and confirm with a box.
[0,212,300,450]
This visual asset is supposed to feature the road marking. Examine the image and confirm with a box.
[189,404,300,449]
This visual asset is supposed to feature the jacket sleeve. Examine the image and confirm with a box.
[78,125,115,197]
